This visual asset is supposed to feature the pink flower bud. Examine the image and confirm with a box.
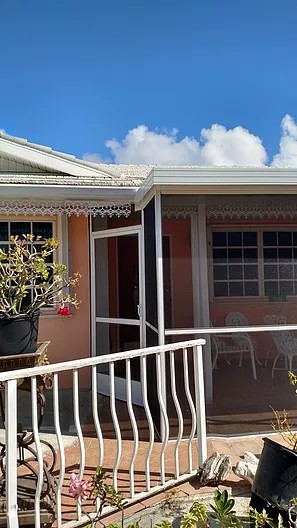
[58,306,71,316]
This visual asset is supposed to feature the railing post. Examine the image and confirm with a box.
[5,379,19,528]
[193,342,207,466]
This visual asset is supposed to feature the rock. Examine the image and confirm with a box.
[199,452,232,485]
[242,451,259,465]
[234,452,259,485]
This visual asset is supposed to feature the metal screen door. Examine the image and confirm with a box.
[91,226,144,404]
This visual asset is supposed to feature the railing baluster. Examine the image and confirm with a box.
[92,366,104,466]
[31,376,43,528]
[169,350,183,479]
[193,344,207,465]
[109,362,122,491]
[126,359,139,498]
[140,355,154,491]
[92,366,104,514]
[183,348,196,473]
[5,379,19,528]
[73,368,85,521]
[53,372,65,528]
[156,352,169,486]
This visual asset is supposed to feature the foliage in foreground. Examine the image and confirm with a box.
[271,372,297,452]
[69,468,297,528]
[0,235,81,315]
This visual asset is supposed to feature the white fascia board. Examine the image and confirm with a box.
[135,171,155,203]
[136,167,297,201]
[0,137,114,178]
[149,185,297,195]
[0,184,137,201]
[152,167,297,184]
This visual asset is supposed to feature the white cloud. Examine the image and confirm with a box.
[83,115,297,167]
[82,152,105,163]
[105,126,201,165]
[102,122,267,166]
[199,124,267,166]
[272,114,297,167]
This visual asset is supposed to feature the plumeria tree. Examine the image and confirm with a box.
[69,467,124,527]
[0,235,81,316]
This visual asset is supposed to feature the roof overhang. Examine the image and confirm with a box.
[135,167,297,204]
[0,132,118,178]
[0,185,137,217]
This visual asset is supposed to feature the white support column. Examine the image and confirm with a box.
[140,210,146,348]
[191,200,213,403]
[155,192,165,345]
[191,213,201,329]
[155,192,167,440]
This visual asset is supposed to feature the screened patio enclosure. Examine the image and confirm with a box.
[91,192,297,436]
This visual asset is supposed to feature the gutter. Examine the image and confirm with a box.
[0,184,138,201]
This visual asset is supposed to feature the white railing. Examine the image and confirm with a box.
[165,324,297,336]
[0,338,206,528]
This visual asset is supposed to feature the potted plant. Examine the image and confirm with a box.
[251,372,297,518]
[0,234,80,356]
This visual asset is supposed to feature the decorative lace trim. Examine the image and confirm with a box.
[206,200,297,219]
[162,206,197,218]
[162,199,297,220]
[3,198,297,220]
[0,200,131,217]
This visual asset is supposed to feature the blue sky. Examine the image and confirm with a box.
[1,0,297,166]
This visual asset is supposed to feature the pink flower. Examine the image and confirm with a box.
[58,306,71,316]
[69,473,89,500]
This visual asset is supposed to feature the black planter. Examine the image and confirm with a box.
[0,311,40,356]
[252,437,297,512]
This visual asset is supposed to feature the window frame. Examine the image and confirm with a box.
[208,225,297,301]
[0,215,64,314]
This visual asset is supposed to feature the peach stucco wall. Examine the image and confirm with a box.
[38,216,90,388]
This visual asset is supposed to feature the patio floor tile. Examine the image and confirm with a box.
[46,431,272,526]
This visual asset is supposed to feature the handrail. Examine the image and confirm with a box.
[0,338,205,382]
[165,324,297,336]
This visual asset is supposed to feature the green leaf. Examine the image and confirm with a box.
[221,490,228,505]
[154,521,173,528]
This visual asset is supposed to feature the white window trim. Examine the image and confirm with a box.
[0,215,68,315]
[209,224,297,302]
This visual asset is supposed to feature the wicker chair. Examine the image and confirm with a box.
[211,312,257,380]
[264,314,297,378]
[226,311,261,365]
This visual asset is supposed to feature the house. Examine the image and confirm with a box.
[1,130,297,436]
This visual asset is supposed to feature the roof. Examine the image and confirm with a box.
[0,130,152,187]
[0,168,150,187]
[3,131,297,199]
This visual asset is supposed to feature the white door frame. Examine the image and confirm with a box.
[90,224,144,405]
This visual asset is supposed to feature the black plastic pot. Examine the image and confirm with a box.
[252,437,297,512]
[0,311,40,356]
